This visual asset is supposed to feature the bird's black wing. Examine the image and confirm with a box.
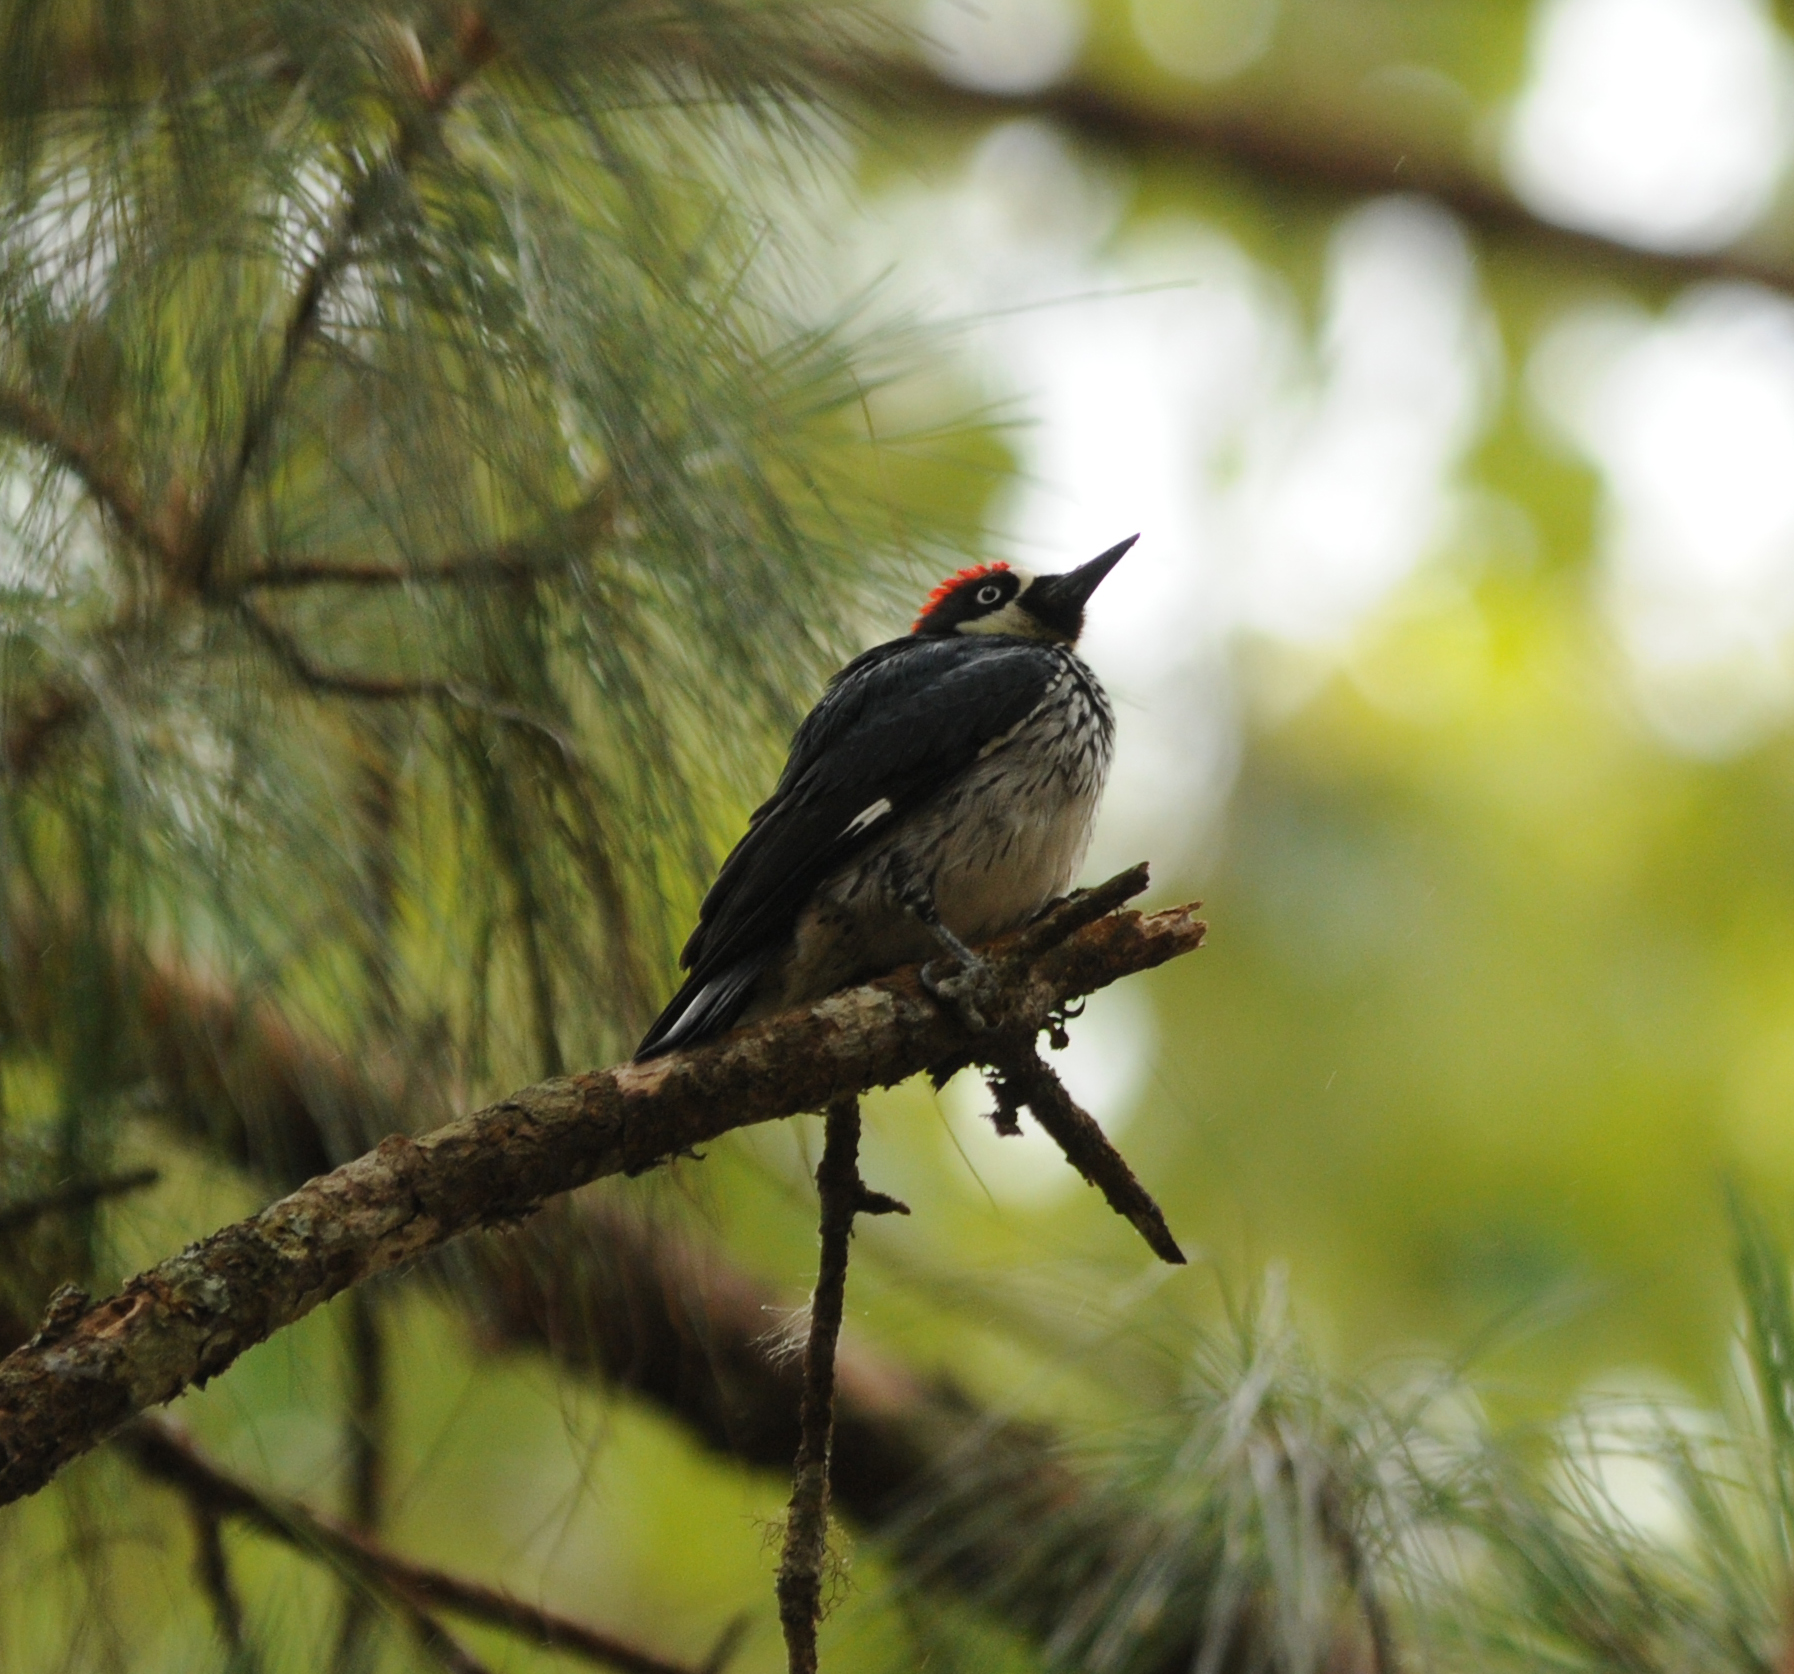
[635,635,1062,1055]
[689,634,1064,971]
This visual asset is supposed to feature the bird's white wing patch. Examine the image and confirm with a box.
[842,797,893,837]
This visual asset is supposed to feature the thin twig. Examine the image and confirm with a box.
[986,1045,1185,1265]
[393,1592,496,1674]
[1010,863,1153,960]
[776,1100,855,1672]
[1320,1483,1396,1674]
[0,1168,160,1236]
[698,1614,753,1674]
[0,385,175,562]
[236,600,581,744]
[1358,1564,1397,1674]
[930,863,1187,1265]
[342,1291,389,1528]
[776,1097,908,1673]
[229,480,619,595]
[235,601,453,702]
[188,1501,253,1662]
[463,720,566,1077]
[233,557,563,591]
[118,1418,703,1674]
[333,1288,389,1674]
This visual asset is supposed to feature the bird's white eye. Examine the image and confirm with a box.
[975,583,1003,606]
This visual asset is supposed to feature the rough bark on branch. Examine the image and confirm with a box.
[0,877,1203,1505]
[775,1097,907,1672]
[984,1042,1184,1264]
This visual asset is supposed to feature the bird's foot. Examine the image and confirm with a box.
[1045,996,1085,1051]
[920,952,1000,1033]
[891,863,1003,1031]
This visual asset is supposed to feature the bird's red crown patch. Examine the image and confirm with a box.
[913,562,1011,631]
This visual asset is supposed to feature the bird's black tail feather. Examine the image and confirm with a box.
[633,953,772,1060]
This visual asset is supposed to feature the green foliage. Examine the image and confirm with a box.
[861,1202,1794,1674]
[888,1270,1407,1673]
[0,0,924,1183]
[1423,1193,1794,1674]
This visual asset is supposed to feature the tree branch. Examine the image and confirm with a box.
[0,923,1306,1674]
[235,601,455,702]
[0,1168,161,1236]
[838,59,1794,299]
[187,1501,253,1664]
[3,681,89,780]
[0,872,1201,1505]
[229,481,619,595]
[0,915,406,1277]
[120,1417,707,1674]
[235,602,589,748]
[333,1287,389,1673]
[983,1044,1184,1264]
[232,557,561,592]
[396,1599,495,1674]
[0,384,176,562]
[776,1097,907,1672]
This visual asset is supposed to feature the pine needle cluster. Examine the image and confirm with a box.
[882,1203,1794,1674]
[0,0,913,1215]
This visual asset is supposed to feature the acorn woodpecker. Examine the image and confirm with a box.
[634,535,1135,1059]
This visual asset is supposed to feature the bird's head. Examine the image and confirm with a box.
[911,535,1137,644]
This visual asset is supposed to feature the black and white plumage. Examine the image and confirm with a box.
[634,536,1135,1059]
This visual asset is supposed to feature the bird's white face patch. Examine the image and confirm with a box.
[842,797,893,837]
[952,572,1064,642]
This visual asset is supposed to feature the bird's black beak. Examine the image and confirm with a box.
[1020,534,1137,641]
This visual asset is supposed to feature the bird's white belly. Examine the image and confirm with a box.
[907,752,1100,942]
[759,670,1112,1013]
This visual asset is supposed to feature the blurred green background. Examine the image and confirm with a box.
[826,0,1794,1404]
[9,0,1794,1668]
